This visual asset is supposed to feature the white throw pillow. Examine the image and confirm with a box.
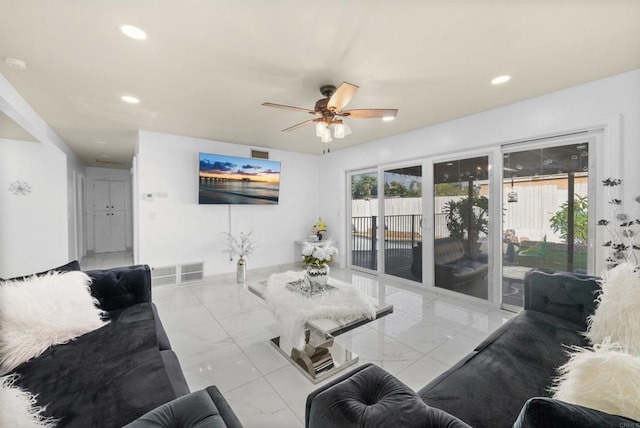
[586,262,640,355]
[0,271,108,374]
[551,342,640,421]
[0,375,57,428]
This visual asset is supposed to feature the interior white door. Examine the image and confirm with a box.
[94,180,127,253]
[109,211,126,252]
[94,211,111,253]
[94,181,111,211]
[109,182,126,211]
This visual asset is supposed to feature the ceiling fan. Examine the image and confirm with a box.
[262,82,398,152]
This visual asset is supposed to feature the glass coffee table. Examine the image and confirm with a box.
[248,271,393,383]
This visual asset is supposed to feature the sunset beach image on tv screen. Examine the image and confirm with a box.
[198,153,281,204]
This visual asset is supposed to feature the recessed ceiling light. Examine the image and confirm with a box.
[491,75,511,85]
[121,95,140,104]
[382,116,395,122]
[121,25,147,40]
[4,57,27,70]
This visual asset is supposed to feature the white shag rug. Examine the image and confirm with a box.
[0,374,57,428]
[551,342,640,421]
[263,271,377,349]
[0,271,108,374]
[586,262,640,355]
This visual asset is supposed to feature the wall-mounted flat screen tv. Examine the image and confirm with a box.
[199,153,281,205]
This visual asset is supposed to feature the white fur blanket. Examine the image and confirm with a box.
[263,271,376,349]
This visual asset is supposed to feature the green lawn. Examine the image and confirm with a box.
[516,242,588,272]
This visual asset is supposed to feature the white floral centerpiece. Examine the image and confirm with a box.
[222,231,256,283]
[222,231,256,260]
[301,242,338,291]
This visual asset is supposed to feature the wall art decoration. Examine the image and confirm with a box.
[8,181,31,196]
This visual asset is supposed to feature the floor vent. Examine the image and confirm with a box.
[151,266,178,286]
[152,263,204,286]
[180,262,204,283]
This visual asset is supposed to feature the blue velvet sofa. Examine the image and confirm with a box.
[5,262,242,428]
[305,270,640,428]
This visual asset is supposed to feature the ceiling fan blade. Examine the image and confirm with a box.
[327,82,359,112]
[282,118,319,132]
[341,108,398,119]
[262,102,315,115]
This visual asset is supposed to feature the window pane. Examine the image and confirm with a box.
[433,156,490,300]
[502,142,589,307]
[351,172,378,271]
[383,166,422,282]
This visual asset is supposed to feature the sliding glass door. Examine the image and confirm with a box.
[382,165,422,282]
[350,171,378,272]
[502,141,592,307]
[433,156,490,300]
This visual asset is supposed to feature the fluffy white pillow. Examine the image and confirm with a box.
[551,343,640,421]
[0,375,57,428]
[0,271,108,374]
[587,262,640,355]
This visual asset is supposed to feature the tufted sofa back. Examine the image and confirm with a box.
[434,237,465,265]
[524,270,601,328]
[85,265,152,312]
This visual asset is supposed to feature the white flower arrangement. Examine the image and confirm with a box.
[301,242,338,268]
[222,231,256,260]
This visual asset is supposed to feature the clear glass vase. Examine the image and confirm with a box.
[305,264,329,293]
[237,256,246,283]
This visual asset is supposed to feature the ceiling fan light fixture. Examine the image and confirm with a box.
[334,122,346,139]
[315,122,325,137]
[320,128,332,143]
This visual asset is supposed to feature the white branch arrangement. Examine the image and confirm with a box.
[599,178,640,268]
[222,231,256,261]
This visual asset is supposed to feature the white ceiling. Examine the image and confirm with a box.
[1,1,639,169]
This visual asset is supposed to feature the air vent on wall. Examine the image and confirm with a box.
[151,263,204,286]
[180,262,204,283]
[151,266,177,286]
[96,159,127,165]
[251,149,269,159]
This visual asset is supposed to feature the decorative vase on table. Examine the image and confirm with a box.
[237,256,247,283]
[305,264,329,293]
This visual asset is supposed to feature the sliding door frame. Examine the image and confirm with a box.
[343,117,619,309]
[347,168,380,275]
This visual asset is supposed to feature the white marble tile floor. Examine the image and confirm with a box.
[77,254,515,426]
[150,266,516,428]
[80,250,134,270]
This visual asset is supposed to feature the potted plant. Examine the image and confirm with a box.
[443,196,489,253]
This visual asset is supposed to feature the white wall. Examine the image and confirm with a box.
[85,167,133,252]
[66,151,86,261]
[319,69,640,275]
[135,131,319,276]
[0,139,69,278]
[1,71,85,274]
